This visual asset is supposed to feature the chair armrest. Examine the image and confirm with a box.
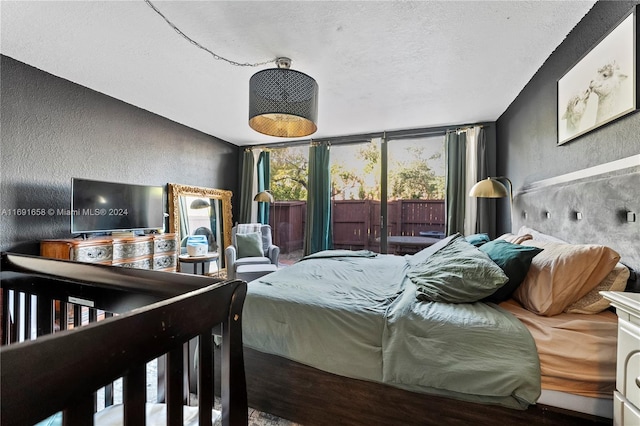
[267,245,280,266]
[225,246,237,279]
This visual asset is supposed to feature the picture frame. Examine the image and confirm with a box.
[557,5,637,145]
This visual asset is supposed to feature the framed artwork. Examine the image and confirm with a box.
[557,6,637,145]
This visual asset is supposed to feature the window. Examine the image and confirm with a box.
[268,134,446,257]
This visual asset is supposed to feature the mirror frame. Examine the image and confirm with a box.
[167,183,233,254]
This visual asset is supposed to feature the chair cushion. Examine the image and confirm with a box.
[235,256,272,267]
[237,264,278,282]
[236,232,264,258]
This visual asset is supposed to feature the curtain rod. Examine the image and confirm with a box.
[248,122,490,150]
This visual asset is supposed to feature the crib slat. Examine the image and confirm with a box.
[36,293,53,337]
[1,288,7,345]
[73,304,81,327]
[221,288,248,426]
[198,332,214,426]
[24,294,32,340]
[124,364,146,425]
[59,300,68,331]
[10,291,20,343]
[166,346,184,425]
[103,382,114,407]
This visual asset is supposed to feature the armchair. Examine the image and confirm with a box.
[225,224,280,279]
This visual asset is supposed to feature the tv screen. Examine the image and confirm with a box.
[71,178,165,234]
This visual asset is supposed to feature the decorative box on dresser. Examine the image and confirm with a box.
[41,234,178,272]
[601,291,640,426]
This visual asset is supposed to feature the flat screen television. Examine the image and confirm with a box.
[71,178,165,235]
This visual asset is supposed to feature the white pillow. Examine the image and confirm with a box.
[565,263,630,314]
[517,226,567,243]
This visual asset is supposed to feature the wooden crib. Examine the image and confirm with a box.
[0,252,248,426]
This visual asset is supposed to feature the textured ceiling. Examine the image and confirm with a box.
[1,1,596,146]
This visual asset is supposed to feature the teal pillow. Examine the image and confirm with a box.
[479,240,543,303]
[236,232,264,258]
[464,233,490,247]
[408,237,508,303]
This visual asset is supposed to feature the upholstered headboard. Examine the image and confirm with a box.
[512,156,639,291]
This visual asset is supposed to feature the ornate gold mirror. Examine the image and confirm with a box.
[167,183,233,271]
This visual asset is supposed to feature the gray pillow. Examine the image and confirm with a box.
[405,233,460,267]
[408,237,508,303]
[236,232,264,258]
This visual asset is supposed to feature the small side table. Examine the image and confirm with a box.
[179,252,219,275]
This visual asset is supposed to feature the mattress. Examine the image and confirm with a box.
[500,298,617,399]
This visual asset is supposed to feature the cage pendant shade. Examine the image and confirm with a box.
[249,67,318,138]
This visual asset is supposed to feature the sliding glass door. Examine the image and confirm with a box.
[268,133,446,258]
[384,134,446,254]
[268,146,309,264]
[329,139,383,252]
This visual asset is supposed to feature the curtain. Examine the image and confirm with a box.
[256,150,271,225]
[238,149,255,224]
[475,127,492,235]
[445,131,466,236]
[463,127,477,236]
[304,142,333,255]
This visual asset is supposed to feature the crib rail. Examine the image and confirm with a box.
[0,252,247,426]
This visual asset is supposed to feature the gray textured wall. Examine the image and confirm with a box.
[1,55,240,254]
[496,1,640,235]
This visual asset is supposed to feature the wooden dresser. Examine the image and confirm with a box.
[602,291,640,426]
[41,234,178,272]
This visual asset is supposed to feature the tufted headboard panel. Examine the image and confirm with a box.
[512,159,639,290]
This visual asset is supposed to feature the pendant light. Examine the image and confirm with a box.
[249,57,318,138]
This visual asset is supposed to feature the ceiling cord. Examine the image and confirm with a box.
[143,0,276,67]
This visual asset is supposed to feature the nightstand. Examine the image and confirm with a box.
[601,291,640,426]
[179,252,219,275]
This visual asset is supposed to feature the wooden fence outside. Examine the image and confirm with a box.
[269,199,445,253]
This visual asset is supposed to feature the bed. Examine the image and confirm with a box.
[0,252,248,426]
[229,163,639,425]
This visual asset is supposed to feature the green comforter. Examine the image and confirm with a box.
[242,251,540,409]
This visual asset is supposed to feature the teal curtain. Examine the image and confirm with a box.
[256,150,270,225]
[238,149,255,224]
[445,131,466,236]
[304,142,333,255]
